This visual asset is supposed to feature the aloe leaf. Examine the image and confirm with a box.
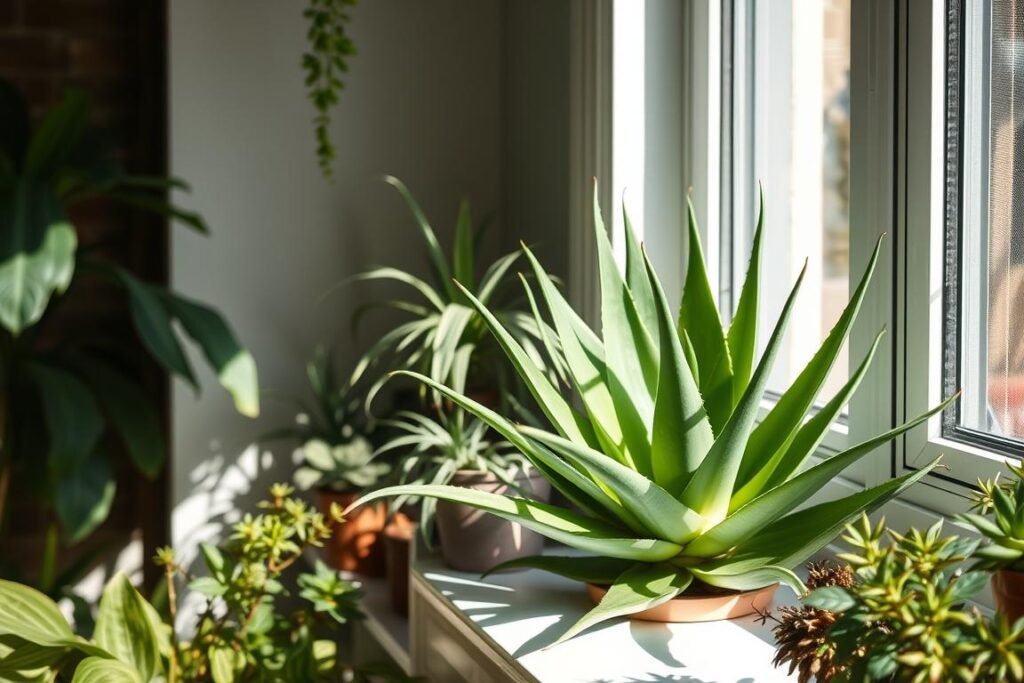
[717,460,939,572]
[726,186,763,401]
[681,263,807,524]
[518,274,568,386]
[452,281,597,446]
[395,371,646,532]
[348,267,446,311]
[689,564,803,595]
[351,485,682,562]
[622,202,659,353]
[678,198,733,433]
[593,190,658,435]
[522,244,644,469]
[70,657,142,683]
[643,246,714,494]
[482,555,636,584]
[690,392,956,558]
[551,564,691,647]
[453,199,475,289]
[94,574,162,682]
[737,235,884,491]
[732,329,885,507]
[385,176,458,300]
[521,427,703,545]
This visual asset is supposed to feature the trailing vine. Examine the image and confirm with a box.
[303,0,357,178]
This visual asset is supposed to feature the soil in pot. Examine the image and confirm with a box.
[318,489,386,577]
[384,512,416,615]
[435,468,551,573]
[993,569,1024,622]
[586,582,778,623]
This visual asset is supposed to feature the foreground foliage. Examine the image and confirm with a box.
[0,485,411,682]
[960,462,1024,571]
[354,188,953,644]
[795,516,1024,682]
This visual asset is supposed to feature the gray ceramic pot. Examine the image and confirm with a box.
[436,468,551,573]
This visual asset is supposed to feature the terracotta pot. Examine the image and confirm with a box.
[993,569,1024,622]
[383,512,416,615]
[318,490,386,577]
[436,469,551,573]
[586,582,778,623]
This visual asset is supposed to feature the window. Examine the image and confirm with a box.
[722,0,852,406]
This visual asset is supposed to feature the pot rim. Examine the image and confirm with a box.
[585,581,778,623]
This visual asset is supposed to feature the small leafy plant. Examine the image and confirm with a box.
[295,437,390,492]
[959,462,1024,570]
[0,484,414,682]
[794,515,1024,682]
[352,188,954,645]
[374,407,528,542]
[350,177,561,409]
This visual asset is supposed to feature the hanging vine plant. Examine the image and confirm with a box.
[303,0,358,178]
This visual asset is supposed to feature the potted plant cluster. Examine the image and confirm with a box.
[765,514,1024,682]
[959,462,1024,622]
[350,188,956,644]
[0,81,258,592]
[0,484,413,682]
[269,347,393,577]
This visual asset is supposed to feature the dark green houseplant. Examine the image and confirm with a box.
[0,82,258,589]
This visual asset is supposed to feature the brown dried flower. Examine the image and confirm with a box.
[805,560,855,590]
[770,605,842,683]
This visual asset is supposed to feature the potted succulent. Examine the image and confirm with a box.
[349,176,563,411]
[0,81,258,591]
[0,484,413,682]
[268,347,392,576]
[959,462,1024,621]
[351,189,955,645]
[376,407,548,573]
[769,515,1024,682]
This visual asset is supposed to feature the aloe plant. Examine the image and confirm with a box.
[353,188,955,645]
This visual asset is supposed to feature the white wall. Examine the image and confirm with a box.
[168,0,503,582]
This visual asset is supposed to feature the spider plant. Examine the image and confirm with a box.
[349,177,561,408]
[374,407,528,544]
[353,187,955,645]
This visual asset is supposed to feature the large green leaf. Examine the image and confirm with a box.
[430,304,475,389]
[482,555,636,584]
[726,187,763,402]
[160,290,260,417]
[736,236,884,493]
[0,180,76,334]
[477,251,521,304]
[348,267,445,311]
[94,574,162,682]
[680,263,806,524]
[80,361,165,478]
[678,199,733,433]
[28,363,103,475]
[551,563,691,647]
[352,484,682,562]
[24,88,89,178]
[0,579,73,646]
[689,564,802,595]
[116,270,195,386]
[55,447,116,542]
[70,657,142,683]
[385,176,458,301]
[522,428,703,545]
[0,635,66,677]
[644,247,713,495]
[621,203,659,354]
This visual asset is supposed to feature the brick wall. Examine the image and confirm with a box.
[0,0,168,586]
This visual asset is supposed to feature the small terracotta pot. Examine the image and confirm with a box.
[586,582,778,623]
[318,489,386,577]
[993,569,1024,622]
[436,469,551,573]
[383,512,416,615]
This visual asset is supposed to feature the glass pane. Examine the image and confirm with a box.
[960,0,1024,440]
[729,0,851,403]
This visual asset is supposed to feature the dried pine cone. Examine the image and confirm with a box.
[771,605,843,683]
[806,561,855,590]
